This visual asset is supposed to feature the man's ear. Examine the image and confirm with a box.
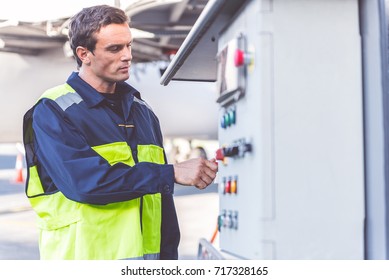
[76,46,91,65]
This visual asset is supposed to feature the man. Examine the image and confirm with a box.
[22,5,218,260]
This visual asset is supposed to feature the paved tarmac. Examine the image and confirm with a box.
[0,153,220,260]
[0,169,39,260]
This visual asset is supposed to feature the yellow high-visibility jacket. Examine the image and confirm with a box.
[22,72,179,259]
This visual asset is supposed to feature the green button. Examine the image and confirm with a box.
[224,113,230,127]
[229,110,236,125]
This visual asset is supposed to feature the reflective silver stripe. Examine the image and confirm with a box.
[143,253,160,260]
[133,96,154,112]
[55,92,83,111]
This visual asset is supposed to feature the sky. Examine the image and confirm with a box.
[0,0,135,22]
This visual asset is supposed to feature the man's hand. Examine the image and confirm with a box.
[173,158,218,189]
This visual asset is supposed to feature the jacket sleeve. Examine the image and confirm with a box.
[32,99,175,205]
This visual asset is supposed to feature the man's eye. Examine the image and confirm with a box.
[109,46,122,52]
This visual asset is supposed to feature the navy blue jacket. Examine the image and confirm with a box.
[28,72,180,259]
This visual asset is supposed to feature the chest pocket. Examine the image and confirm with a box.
[137,145,165,164]
[91,142,135,166]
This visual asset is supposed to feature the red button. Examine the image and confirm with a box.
[215,148,225,161]
[234,49,245,67]
[225,180,231,193]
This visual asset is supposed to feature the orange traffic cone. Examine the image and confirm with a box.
[13,153,24,183]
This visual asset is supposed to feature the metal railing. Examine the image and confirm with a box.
[197,238,225,260]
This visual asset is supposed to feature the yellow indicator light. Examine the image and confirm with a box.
[231,179,237,194]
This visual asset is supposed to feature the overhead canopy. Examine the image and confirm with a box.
[0,0,208,62]
[160,0,249,85]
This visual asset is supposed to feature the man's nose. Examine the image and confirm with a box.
[122,47,132,61]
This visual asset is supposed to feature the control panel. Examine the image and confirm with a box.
[215,26,264,258]
[161,0,385,260]
[214,0,365,260]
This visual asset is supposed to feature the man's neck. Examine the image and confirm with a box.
[78,70,116,94]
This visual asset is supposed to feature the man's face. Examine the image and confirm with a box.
[88,23,133,84]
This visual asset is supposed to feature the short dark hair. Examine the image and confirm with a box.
[68,5,129,67]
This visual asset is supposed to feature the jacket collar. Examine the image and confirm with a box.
[66,72,140,109]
